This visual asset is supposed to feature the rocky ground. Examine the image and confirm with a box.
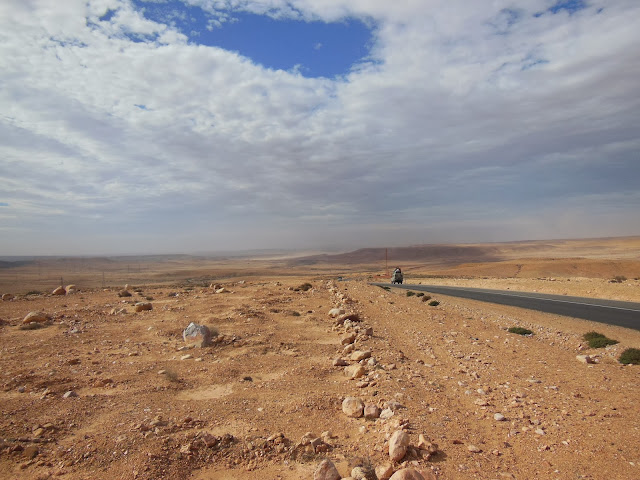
[1,277,639,480]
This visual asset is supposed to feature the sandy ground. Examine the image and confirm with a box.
[1,274,639,480]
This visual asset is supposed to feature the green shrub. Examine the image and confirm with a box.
[289,311,301,317]
[508,327,533,336]
[619,348,640,365]
[583,331,618,348]
[588,336,619,348]
[428,300,440,306]
[406,291,415,297]
[611,275,627,283]
[26,290,42,296]
[416,292,425,297]
[294,283,313,292]
[583,331,606,341]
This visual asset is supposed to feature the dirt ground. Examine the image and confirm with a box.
[1,267,640,479]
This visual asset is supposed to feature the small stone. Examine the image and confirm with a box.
[351,350,372,361]
[468,445,482,453]
[328,308,345,318]
[535,429,545,435]
[17,386,26,393]
[22,311,51,324]
[364,404,381,419]
[23,446,39,459]
[494,413,506,421]
[389,430,410,462]
[314,458,341,480]
[389,468,425,480]
[336,313,361,325]
[180,354,193,360]
[345,364,366,379]
[52,286,66,295]
[183,323,214,347]
[576,355,596,364]
[333,358,349,367]
[134,302,152,312]
[2,293,15,301]
[342,397,365,418]
[341,332,357,345]
[63,391,78,398]
[380,408,394,419]
[376,463,394,480]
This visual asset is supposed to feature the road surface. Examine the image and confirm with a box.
[371,283,640,331]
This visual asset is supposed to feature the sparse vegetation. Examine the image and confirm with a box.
[428,300,440,306]
[26,290,42,296]
[163,369,180,383]
[610,275,627,283]
[379,285,390,291]
[583,331,618,348]
[406,291,415,297]
[421,295,432,302]
[294,282,313,292]
[508,327,534,336]
[619,348,640,365]
[416,292,425,297]
[289,310,301,317]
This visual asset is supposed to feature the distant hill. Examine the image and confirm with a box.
[290,245,502,266]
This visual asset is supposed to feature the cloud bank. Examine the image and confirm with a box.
[1,0,639,255]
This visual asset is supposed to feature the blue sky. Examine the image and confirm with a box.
[1,0,639,255]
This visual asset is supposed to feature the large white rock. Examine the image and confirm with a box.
[314,459,341,480]
[183,323,213,347]
[342,397,364,418]
[388,430,410,462]
[389,469,425,480]
[22,311,51,324]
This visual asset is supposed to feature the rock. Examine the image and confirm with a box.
[215,287,229,294]
[494,413,506,421]
[134,302,152,312]
[576,355,596,364]
[52,286,66,295]
[344,364,366,379]
[314,459,341,480]
[22,311,51,324]
[389,430,410,462]
[23,445,39,459]
[417,435,438,454]
[364,327,374,336]
[343,343,356,354]
[183,323,214,347]
[364,404,381,419]
[66,284,77,293]
[2,293,14,301]
[328,308,345,318]
[389,468,425,480]
[118,290,132,297]
[376,463,395,480]
[63,391,78,398]
[342,397,364,418]
[341,332,357,345]
[380,408,394,419]
[468,445,482,453]
[333,358,349,367]
[181,354,193,360]
[336,313,361,325]
[351,350,372,361]
[351,466,376,480]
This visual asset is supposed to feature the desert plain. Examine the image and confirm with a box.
[1,237,639,480]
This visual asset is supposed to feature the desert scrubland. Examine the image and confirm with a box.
[1,237,639,480]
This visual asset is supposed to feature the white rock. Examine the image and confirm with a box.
[388,430,410,462]
[576,355,596,364]
[494,413,506,421]
[314,459,341,480]
[389,468,425,480]
[342,397,364,418]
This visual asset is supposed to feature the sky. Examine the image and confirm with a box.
[1,0,639,256]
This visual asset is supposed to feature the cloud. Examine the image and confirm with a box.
[0,0,639,255]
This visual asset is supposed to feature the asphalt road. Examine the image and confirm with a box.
[371,283,640,331]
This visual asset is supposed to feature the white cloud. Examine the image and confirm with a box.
[1,0,639,255]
